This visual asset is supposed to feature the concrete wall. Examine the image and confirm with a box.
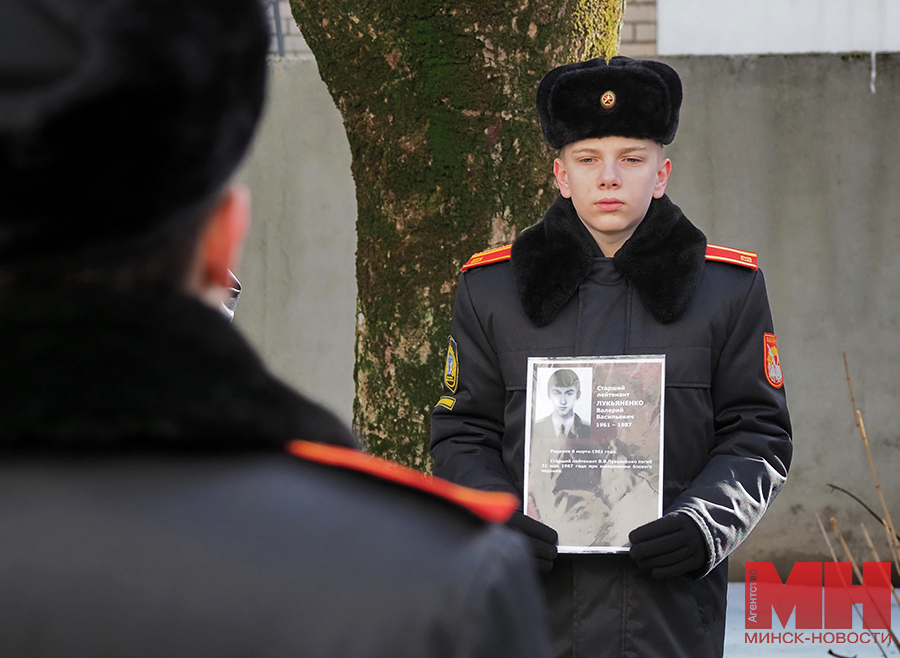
[234,57,357,424]
[236,53,900,578]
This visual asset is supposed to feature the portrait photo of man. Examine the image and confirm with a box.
[532,368,591,441]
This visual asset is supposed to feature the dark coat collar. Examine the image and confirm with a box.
[0,284,357,452]
[510,194,707,326]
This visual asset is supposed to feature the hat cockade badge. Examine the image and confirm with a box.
[600,90,617,109]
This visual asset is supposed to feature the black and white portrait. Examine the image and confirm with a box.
[532,367,592,441]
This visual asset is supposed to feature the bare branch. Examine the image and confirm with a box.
[815,512,840,563]
[827,484,885,527]
[831,518,897,649]
[843,354,900,575]
[861,523,900,610]
[827,650,857,658]
[817,514,887,658]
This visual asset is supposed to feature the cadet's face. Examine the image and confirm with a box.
[549,386,578,418]
[554,137,671,256]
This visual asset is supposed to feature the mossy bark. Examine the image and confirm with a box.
[291,0,624,470]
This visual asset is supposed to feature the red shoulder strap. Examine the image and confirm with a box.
[286,440,518,523]
[462,245,512,271]
[706,244,758,270]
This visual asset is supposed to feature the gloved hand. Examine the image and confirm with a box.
[506,511,558,573]
[629,512,708,579]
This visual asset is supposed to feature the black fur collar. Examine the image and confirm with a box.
[0,285,357,452]
[511,194,707,326]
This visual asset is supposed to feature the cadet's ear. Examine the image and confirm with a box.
[653,158,672,199]
[554,157,572,199]
[197,183,251,289]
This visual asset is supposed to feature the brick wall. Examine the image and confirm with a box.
[264,0,311,56]
[619,0,657,57]
[266,0,657,58]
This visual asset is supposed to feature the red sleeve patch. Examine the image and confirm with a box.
[764,333,784,389]
[706,244,758,270]
[462,245,512,271]
[286,440,519,523]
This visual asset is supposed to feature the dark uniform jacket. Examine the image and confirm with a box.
[430,195,793,658]
[0,285,550,658]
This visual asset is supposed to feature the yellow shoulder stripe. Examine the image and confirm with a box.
[706,244,758,270]
[462,245,512,271]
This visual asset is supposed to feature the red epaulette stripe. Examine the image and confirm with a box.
[706,244,758,270]
[462,244,512,271]
[286,440,518,523]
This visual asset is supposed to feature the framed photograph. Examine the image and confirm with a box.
[523,355,665,553]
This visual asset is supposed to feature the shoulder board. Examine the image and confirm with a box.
[462,245,512,271]
[706,244,758,270]
[286,440,518,523]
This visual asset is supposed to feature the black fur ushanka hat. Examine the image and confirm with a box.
[537,56,683,149]
[0,0,268,259]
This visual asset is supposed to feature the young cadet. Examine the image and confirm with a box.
[0,1,550,655]
[430,57,793,658]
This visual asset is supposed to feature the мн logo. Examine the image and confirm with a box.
[744,562,892,645]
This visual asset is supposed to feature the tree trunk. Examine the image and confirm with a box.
[290,0,624,469]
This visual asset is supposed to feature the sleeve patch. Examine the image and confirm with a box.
[462,244,512,271]
[444,336,459,393]
[764,333,784,388]
[706,244,758,270]
[436,396,456,411]
[286,440,519,523]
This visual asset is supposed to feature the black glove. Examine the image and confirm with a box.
[506,511,558,573]
[629,512,708,579]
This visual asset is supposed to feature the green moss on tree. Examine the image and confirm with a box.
[291,0,624,470]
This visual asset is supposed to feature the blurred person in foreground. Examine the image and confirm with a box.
[0,1,550,656]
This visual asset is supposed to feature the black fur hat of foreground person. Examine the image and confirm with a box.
[0,0,359,449]
[0,0,267,261]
